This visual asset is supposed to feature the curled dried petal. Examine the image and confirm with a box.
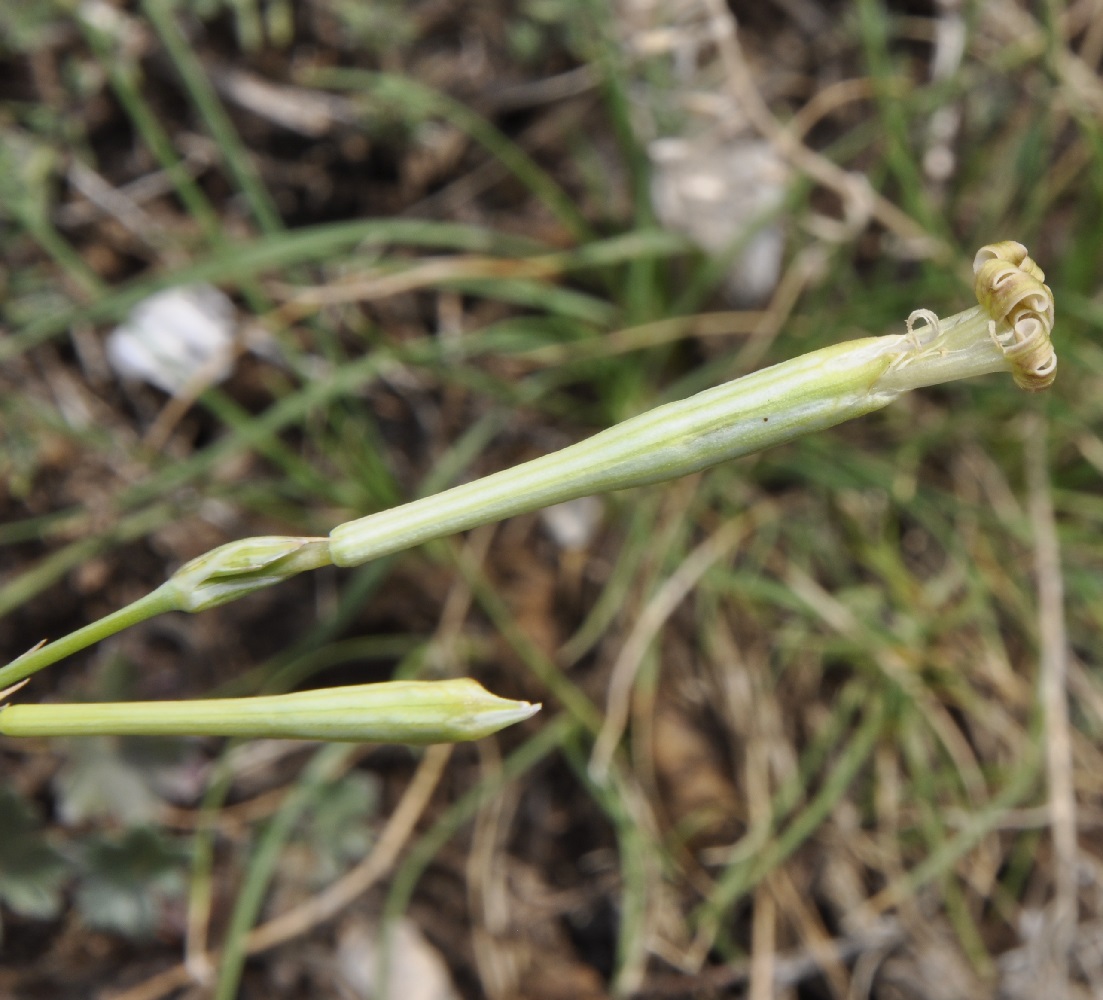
[973,242,1056,391]
[905,307,941,347]
[972,240,1046,282]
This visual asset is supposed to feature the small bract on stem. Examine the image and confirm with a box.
[0,242,1056,741]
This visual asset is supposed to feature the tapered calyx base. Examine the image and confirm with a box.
[167,535,333,612]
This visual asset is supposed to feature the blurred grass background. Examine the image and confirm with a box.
[2,0,1103,997]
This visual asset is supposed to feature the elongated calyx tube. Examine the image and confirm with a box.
[0,679,540,743]
[166,535,333,612]
[329,241,1056,565]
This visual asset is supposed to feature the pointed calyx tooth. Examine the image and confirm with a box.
[973,241,1057,391]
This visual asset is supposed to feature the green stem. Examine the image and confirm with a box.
[0,537,331,688]
[0,584,179,688]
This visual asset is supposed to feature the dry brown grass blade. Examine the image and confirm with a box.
[107,744,452,1000]
[1025,411,1078,987]
[270,254,563,311]
[589,516,748,781]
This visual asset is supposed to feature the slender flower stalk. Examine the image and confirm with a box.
[0,242,1056,694]
[0,678,540,743]
[0,536,332,687]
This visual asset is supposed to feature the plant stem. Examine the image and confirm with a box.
[0,537,331,688]
[0,584,179,687]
